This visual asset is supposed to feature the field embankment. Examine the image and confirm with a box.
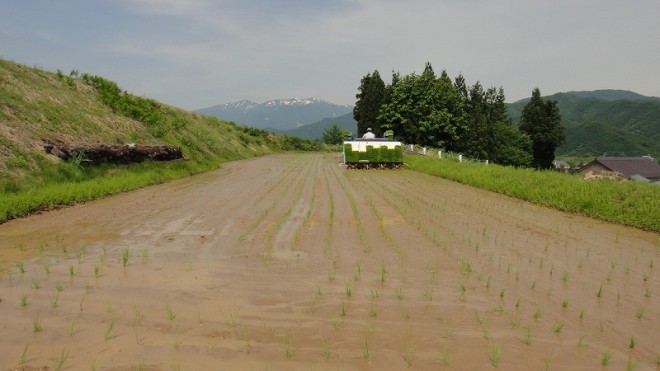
[405,155,660,232]
[0,58,321,222]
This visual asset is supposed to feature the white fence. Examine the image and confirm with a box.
[404,144,490,165]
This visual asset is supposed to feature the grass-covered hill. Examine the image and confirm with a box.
[0,58,320,221]
[507,90,660,159]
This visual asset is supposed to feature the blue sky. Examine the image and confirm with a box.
[2,0,659,110]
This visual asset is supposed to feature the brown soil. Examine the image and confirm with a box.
[0,153,658,370]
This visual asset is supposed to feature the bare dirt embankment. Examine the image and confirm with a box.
[0,153,658,370]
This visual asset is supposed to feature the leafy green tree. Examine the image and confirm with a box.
[519,88,565,169]
[353,70,386,137]
[491,122,533,167]
[322,123,345,145]
[377,63,466,150]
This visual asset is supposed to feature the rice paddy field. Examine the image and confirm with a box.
[0,153,658,370]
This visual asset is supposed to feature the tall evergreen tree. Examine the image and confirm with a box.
[353,70,386,137]
[322,123,344,145]
[519,88,565,169]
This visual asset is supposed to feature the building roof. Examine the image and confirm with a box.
[587,156,660,179]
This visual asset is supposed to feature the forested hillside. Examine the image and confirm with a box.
[508,91,660,158]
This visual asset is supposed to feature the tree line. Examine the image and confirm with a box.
[352,62,565,169]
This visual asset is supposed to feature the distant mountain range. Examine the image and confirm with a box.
[198,90,659,159]
[195,98,352,131]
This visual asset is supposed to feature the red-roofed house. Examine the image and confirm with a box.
[579,156,660,182]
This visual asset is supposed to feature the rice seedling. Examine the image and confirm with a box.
[402,341,415,367]
[327,269,335,283]
[321,338,332,360]
[32,315,43,333]
[628,335,636,349]
[458,283,466,296]
[363,337,371,364]
[395,287,404,300]
[380,262,387,284]
[331,320,344,331]
[104,319,116,340]
[499,289,505,300]
[79,291,88,311]
[482,327,491,341]
[644,287,651,299]
[56,282,64,292]
[50,293,59,308]
[225,310,238,328]
[601,351,612,366]
[69,266,75,277]
[422,289,433,301]
[596,284,604,299]
[577,335,589,349]
[553,322,564,335]
[345,282,353,298]
[488,342,501,368]
[369,304,378,318]
[530,280,536,290]
[460,258,472,274]
[283,334,294,359]
[532,309,542,320]
[635,307,645,319]
[100,247,107,263]
[140,248,149,264]
[561,298,569,309]
[17,261,25,274]
[68,317,79,336]
[31,279,41,289]
[561,271,569,284]
[19,344,29,366]
[51,347,69,371]
[474,310,484,326]
[44,263,51,274]
[437,348,453,366]
[340,300,346,317]
[19,294,28,307]
[122,248,130,267]
[370,288,379,300]
[521,326,532,345]
[579,310,585,320]
[166,304,177,321]
[39,240,48,253]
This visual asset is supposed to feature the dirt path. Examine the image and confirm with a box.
[1,153,658,370]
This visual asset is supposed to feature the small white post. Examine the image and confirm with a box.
[423,147,427,155]
[438,150,442,158]
[410,144,414,151]
[458,154,463,163]
[486,160,489,165]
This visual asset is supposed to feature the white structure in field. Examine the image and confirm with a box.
[344,140,402,152]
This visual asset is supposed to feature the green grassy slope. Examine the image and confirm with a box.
[0,59,314,221]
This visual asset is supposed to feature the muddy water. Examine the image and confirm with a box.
[0,153,658,370]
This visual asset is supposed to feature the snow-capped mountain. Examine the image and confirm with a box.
[195,98,352,131]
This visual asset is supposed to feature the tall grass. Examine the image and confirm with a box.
[0,159,218,222]
[405,155,660,232]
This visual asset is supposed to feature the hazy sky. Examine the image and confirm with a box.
[2,0,659,109]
